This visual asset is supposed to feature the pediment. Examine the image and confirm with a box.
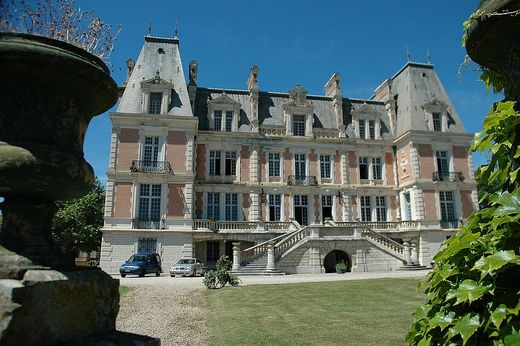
[283,84,313,109]
[422,98,448,112]
[141,71,174,89]
[351,103,378,117]
[207,92,241,107]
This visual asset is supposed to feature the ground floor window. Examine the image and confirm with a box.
[294,195,308,226]
[269,194,282,221]
[322,195,333,222]
[207,241,220,262]
[375,196,387,222]
[225,193,238,221]
[137,238,157,253]
[360,196,371,222]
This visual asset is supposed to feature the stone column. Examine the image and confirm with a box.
[342,192,351,221]
[232,242,241,271]
[250,148,259,183]
[185,133,195,173]
[249,191,259,221]
[266,241,276,271]
[184,183,193,219]
[410,239,418,264]
[341,153,349,184]
[403,241,411,264]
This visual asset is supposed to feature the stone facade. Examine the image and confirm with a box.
[99,35,478,274]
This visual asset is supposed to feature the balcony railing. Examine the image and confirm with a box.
[432,171,464,182]
[288,175,318,186]
[130,160,172,174]
[440,220,460,229]
[132,218,166,229]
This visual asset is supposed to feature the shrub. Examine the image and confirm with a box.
[202,255,240,289]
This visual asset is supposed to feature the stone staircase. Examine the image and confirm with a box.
[232,253,285,276]
[397,263,430,271]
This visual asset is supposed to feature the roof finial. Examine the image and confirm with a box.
[427,49,432,64]
[406,46,411,62]
[147,23,152,36]
[173,20,179,39]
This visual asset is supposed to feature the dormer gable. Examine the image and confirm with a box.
[207,92,242,131]
[351,103,383,140]
[283,84,315,137]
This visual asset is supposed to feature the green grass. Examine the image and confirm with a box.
[204,278,423,346]
[119,285,132,297]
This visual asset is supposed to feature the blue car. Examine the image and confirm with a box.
[119,253,162,277]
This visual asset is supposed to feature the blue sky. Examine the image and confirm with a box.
[80,0,500,183]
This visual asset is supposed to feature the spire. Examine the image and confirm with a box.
[427,49,432,64]
[173,20,179,39]
[406,47,411,62]
[147,23,152,36]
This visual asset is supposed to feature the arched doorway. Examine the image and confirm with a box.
[323,250,350,273]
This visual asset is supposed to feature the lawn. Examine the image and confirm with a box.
[204,278,423,346]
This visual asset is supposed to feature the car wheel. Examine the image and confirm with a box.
[121,273,126,278]
[191,269,196,277]
[139,269,145,277]
[170,274,175,277]
[156,270,160,277]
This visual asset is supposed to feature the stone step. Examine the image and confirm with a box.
[397,264,430,271]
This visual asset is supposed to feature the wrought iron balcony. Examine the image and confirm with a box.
[432,171,464,182]
[288,175,318,186]
[132,218,166,230]
[440,220,460,229]
[130,160,172,174]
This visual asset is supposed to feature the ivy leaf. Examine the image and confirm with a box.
[446,279,491,305]
[504,333,520,346]
[429,311,457,331]
[449,314,481,345]
[490,305,508,330]
[412,304,432,321]
[417,335,432,346]
[495,191,520,216]
[473,250,518,278]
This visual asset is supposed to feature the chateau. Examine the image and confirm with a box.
[99,34,478,274]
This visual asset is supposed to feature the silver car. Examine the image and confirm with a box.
[170,258,204,277]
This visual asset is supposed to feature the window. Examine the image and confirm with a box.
[368,120,375,140]
[225,111,233,131]
[138,238,157,253]
[138,184,161,222]
[372,158,382,180]
[320,155,331,180]
[149,92,162,114]
[294,154,306,178]
[294,195,308,226]
[359,157,369,180]
[209,151,221,176]
[269,194,281,221]
[403,192,412,220]
[225,193,238,221]
[360,196,371,222]
[143,137,160,170]
[322,195,333,222]
[358,119,366,139]
[214,111,222,131]
[268,153,281,178]
[225,151,237,176]
[293,115,306,136]
[375,196,387,222]
[207,193,220,220]
[433,113,442,132]
[439,191,455,222]
[436,151,449,176]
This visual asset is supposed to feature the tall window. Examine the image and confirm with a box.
[269,194,281,221]
[138,184,161,222]
[143,137,160,168]
[375,196,387,222]
[149,93,162,114]
[294,195,308,226]
[439,191,455,222]
[359,157,369,179]
[268,153,281,178]
[360,196,371,222]
[138,238,157,253]
[225,111,233,131]
[368,120,375,140]
[207,192,220,220]
[225,151,237,176]
[403,192,412,220]
[209,151,221,175]
[358,119,366,139]
[293,115,306,136]
[372,158,382,180]
[321,195,333,222]
[436,151,449,176]
[214,110,222,131]
[294,154,306,178]
[433,113,442,132]
[320,155,331,180]
[225,193,238,221]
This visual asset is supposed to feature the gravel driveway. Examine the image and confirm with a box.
[115,270,429,345]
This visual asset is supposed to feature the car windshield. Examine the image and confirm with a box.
[177,259,195,264]
[127,255,146,263]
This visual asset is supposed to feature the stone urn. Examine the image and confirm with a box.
[0,33,158,345]
[465,0,520,99]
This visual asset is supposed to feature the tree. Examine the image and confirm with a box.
[52,178,105,255]
[408,4,520,345]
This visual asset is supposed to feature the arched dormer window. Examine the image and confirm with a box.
[207,92,241,132]
[140,71,174,115]
[351,103,382,140]
[422,98,449,132]
[282,84,314,137]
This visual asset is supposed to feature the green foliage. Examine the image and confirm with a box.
[408,18,520,344]
[335,261,347,272]
[52,178,105,255]
[202,255,240,289]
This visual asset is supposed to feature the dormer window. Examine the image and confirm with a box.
[432,113,442,132]
[283,85,314,137]
[149,93,162,114]
[293,115,306,136]
[207,93,241,132]
[423,99,449,133]
[352,103,381,140]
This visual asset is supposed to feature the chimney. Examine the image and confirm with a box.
[188,60,198,112]
[123,58,135,87]
[189,60,198,84]
[324,73,345,137]
[247,66,260,133]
